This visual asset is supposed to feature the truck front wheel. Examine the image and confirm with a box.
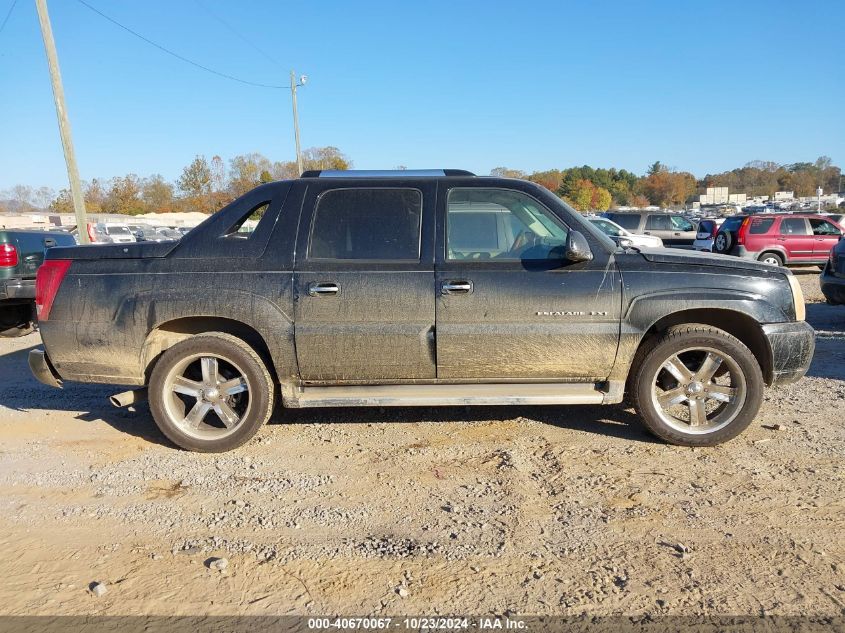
[148,333,275,452]
[631,324,763,446]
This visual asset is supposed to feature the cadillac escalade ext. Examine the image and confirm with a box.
[29,170,815,452]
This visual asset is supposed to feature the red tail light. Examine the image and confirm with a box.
[0,243,18,267]
[35,260,72,321]
[87,223,97,243]
[711,223,719,238]
[736,218,751,245]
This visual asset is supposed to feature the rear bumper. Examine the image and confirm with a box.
[733,245,758,260]
[762,321,815,385]
[0,278,35,301]
[820,266,845,305]
[29,349,63,388]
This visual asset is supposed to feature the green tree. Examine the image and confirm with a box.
[593,187,612,211]
[178,156,212,198]
[228,153,272,197]
[641,170,696,207]
[142,174,175,213]
[49,189,73,213]
[490,167,527,179]
[103,175,144,215]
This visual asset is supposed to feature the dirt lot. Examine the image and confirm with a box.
[0,271,842,617]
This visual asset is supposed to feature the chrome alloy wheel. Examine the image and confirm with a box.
[650,346,747,435]
[161,353,251,440]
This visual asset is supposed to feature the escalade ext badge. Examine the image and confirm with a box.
[536,311,608,317]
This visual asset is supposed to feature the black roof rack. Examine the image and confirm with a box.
[300,169,476,178]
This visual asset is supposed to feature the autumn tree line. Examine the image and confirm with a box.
[494,155,841,211]
[1,152,840,216]
[2,146,350,216]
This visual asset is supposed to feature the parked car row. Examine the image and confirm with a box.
[86,223,191,244]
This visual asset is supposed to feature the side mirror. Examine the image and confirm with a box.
[565,230,593,262]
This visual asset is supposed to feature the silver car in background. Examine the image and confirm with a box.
[588,217,663,248]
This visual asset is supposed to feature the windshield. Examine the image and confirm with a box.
[107,226,131,235]
[590,218,622,237]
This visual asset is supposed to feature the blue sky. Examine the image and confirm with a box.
[1,0,843,192]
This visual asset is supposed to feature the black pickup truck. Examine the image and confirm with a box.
[1,228,75,337]
[30,170,815,452]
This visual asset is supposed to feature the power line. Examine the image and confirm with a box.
[193,0,282,70]
[0,0,19,37]
[75,0,285,89]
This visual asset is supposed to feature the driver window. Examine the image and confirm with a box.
[670,215,695,231]
[446,188,568,261]
[809,219,841,236]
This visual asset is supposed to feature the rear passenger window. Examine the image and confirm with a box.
[749,218,775,234]
[606,214,640,230]
[309,188,422,260]
[645,215,671,230]
[780,218,809,235]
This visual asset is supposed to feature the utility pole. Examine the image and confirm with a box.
[290,70,306,176]
[35,0,89,243]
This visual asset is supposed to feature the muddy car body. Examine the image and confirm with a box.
[30,171,815,451]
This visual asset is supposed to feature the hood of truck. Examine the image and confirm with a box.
[636,247,783,274]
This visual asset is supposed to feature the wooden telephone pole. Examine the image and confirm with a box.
[35,0,90,243]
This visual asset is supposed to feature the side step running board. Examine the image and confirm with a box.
[284,382,620,408]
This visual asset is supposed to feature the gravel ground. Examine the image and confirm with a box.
[0,270,842,616]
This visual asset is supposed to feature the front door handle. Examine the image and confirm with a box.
[441,280,473,295]
[308,282,340,297]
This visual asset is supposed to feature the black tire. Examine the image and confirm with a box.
[0,305,35,338]
[631,324,763,447]
[148,332,274,452]
[713,231,733,254]
[757,252,784,267]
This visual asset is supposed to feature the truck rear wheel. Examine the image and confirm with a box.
[631,324,763,446]
[148,333,274,452]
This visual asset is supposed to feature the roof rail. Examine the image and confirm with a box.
[300,169,476,178]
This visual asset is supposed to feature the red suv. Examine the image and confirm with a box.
[713,214,843,266]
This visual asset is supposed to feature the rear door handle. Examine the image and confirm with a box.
[441,280,473,295]
[308,282,340,297]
